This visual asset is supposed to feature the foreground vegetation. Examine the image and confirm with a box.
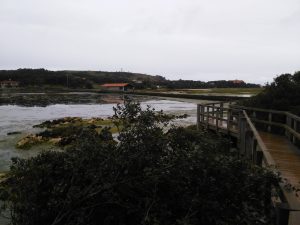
[241,71,300,115]
[0,101,279,225]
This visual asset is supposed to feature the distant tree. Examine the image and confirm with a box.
[0,69,260,90]
[241,71,300,115]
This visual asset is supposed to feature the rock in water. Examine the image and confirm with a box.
[16,135,45,149]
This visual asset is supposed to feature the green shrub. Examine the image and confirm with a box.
[241,71,300,115]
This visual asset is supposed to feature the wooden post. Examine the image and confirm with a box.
[275,203,290,225]
[220,102,224,120]
[286,115,292,141]
[227,108,232,132]
[245,131,250,159]
[197,105,200,130]
[206,106,209,128]
[239,117,247,156]
[201,105,204,124]
[212,103,215,118]
[216,108,219,131]
[285,116,289,138]
[293,119,297,144]
[268,112,272,132]
[256,150,263,166]
[252,138,258,163]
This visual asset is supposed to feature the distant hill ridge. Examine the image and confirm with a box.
[0,68,259,89]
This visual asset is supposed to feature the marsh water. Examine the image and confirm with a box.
[0,92,204,172]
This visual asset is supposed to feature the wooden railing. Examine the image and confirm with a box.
[231,105,300,147]
[197,103,300,147]
[197,102,300,225]
[197,102,240,137]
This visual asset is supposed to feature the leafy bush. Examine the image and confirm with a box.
[0,101,279,225]
[241,71,300,115]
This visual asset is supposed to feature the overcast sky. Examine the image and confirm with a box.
[0,0,299,83]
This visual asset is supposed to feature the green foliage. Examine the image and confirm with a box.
[241,71,300,115]
[166,80,259,89]
[0,101,279,225]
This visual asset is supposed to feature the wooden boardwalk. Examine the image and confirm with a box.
[197,103,300,225]
[259,131,300,189]
[204,115,300,187]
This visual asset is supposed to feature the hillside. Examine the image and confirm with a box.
[0,69,166,89]
[0,68,259,89]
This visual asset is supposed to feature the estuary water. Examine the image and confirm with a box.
[0,97,198,171]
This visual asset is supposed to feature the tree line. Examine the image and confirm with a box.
[0,68,259,89]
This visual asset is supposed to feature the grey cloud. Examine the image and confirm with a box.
[0,0,300,84]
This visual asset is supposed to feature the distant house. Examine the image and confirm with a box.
[229,80,245,84]
[100,83,133,92]
[0,79,19,88]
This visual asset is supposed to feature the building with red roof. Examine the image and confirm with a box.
[229,79,245,84]
[100,83,133,91]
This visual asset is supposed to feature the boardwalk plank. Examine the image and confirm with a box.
[259,132,300,191]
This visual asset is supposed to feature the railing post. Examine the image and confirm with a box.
[227,108,232,132]
[293,119,297,144]
[268,112,272,132]
[216,107,219,131]
[245,130,252,159]
[197,104,200,130]
[201,105,204,123]
[220,102,224,119]
[206,106,209,128]
[252,139,260,164]
[275,203,290,225]
[286,115,292,141]
[252,111,256,126]
[256,150,263,166]
[239,115,247,156]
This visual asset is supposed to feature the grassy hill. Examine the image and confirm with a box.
[0,69,166,89]
[0,68,259,90]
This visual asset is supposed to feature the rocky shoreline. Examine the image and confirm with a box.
[16,117,117,149]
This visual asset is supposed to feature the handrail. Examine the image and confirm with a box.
[232,105,300,123]
[231,105,286,114]
[285,112,300,122]
[243,110,300,217]
[197,103,300,143]
[242,110,275,166]
[197,102,299,157]
[230,105,300,147]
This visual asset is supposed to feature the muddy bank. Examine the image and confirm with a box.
[0,92,127,106]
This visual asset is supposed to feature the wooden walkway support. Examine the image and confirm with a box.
[197,102,300,225]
